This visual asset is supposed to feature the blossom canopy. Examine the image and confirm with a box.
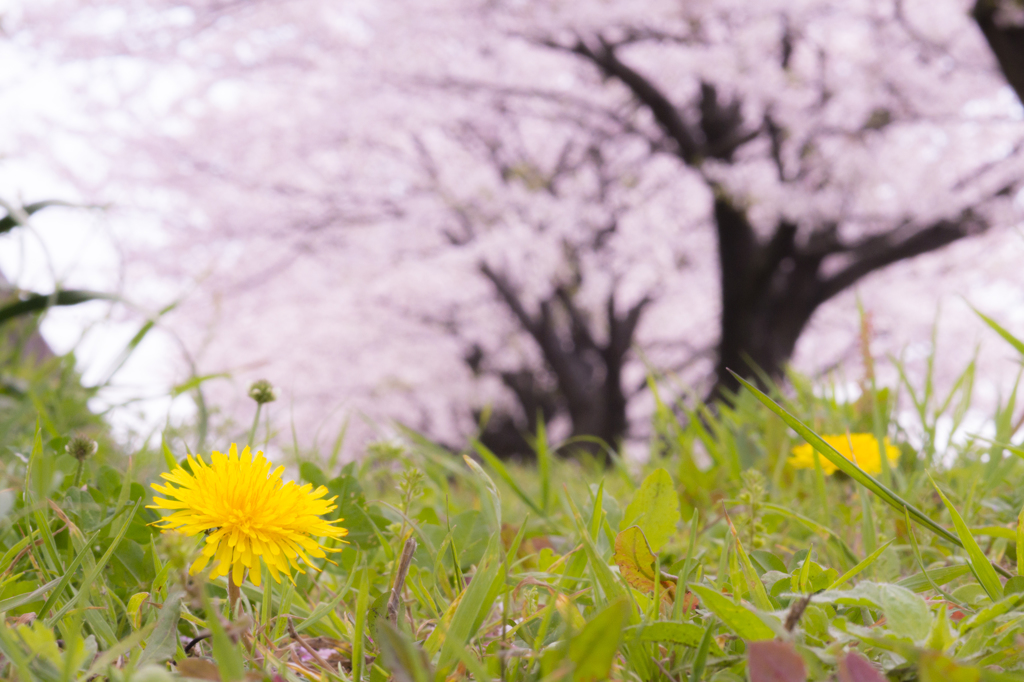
[149,443,347,585]
[788,434,900,476]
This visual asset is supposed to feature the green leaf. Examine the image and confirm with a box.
[81,622,155,680]
[930,478,1004,601]
[462,455,501,532]
[918,651,982,682]
[959,592,1024,633]
[127,591,150,630]
[1018,504,1024,579]
[625,622,724,655]
[568,598,630,682]
[750,550,787,575]
[812,582,931,641]
[689,584,775,641]
[924,603,956,651]
[0,290,120,328]
[353,566,370,682]
[137,590,182,667]
[621,468,680,552]
[564,488,627,606]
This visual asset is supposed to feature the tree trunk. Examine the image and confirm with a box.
[709,198,818,401]
[707,197,986,403]
[974,0,1024,105]
[476,264,648,463]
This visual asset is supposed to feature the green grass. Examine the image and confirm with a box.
[2,316,1024,681]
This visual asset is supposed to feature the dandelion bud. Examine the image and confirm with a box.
[248,379,277,405]
[66,436,98,462]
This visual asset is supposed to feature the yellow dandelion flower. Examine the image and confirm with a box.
[789,433,899,476]
[149,443,347,586]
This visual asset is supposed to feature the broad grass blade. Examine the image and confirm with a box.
[436,536,503,677]
[689,584,775,641]
[930,476,1004,600]
[567,598,630,682]
[137,590,182,667]
[897,565,971,593]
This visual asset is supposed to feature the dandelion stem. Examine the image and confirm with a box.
[247,404,263,449]
[228,573,241,617]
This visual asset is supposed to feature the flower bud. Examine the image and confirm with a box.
[66,436,98,462]
[248,379,277,405]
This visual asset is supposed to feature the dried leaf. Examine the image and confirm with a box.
[613,526,675,599]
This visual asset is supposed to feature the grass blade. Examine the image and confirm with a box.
[930,476,1004,601]
[471,439,543,516]
[827,539,895,591]
[45,499,142,625]
[0,577,61,612]
[725,514,773,610]
[732,372,1011,577]
[36,525,106,620]
[973,306,1024,357]
[688,621,716,682]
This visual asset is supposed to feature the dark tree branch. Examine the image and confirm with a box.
[554,285,598,352]
[553,35,702,164]
[479,263,541,339]
[816,211,988,304]
[608,293,652,361]
[765,113,788,182]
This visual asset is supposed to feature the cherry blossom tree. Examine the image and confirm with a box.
[5,0,1024,457]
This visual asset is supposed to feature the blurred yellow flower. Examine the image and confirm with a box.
[149,443,347,586]
[789,433,899,476]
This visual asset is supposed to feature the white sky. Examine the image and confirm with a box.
[0,35,193,445]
